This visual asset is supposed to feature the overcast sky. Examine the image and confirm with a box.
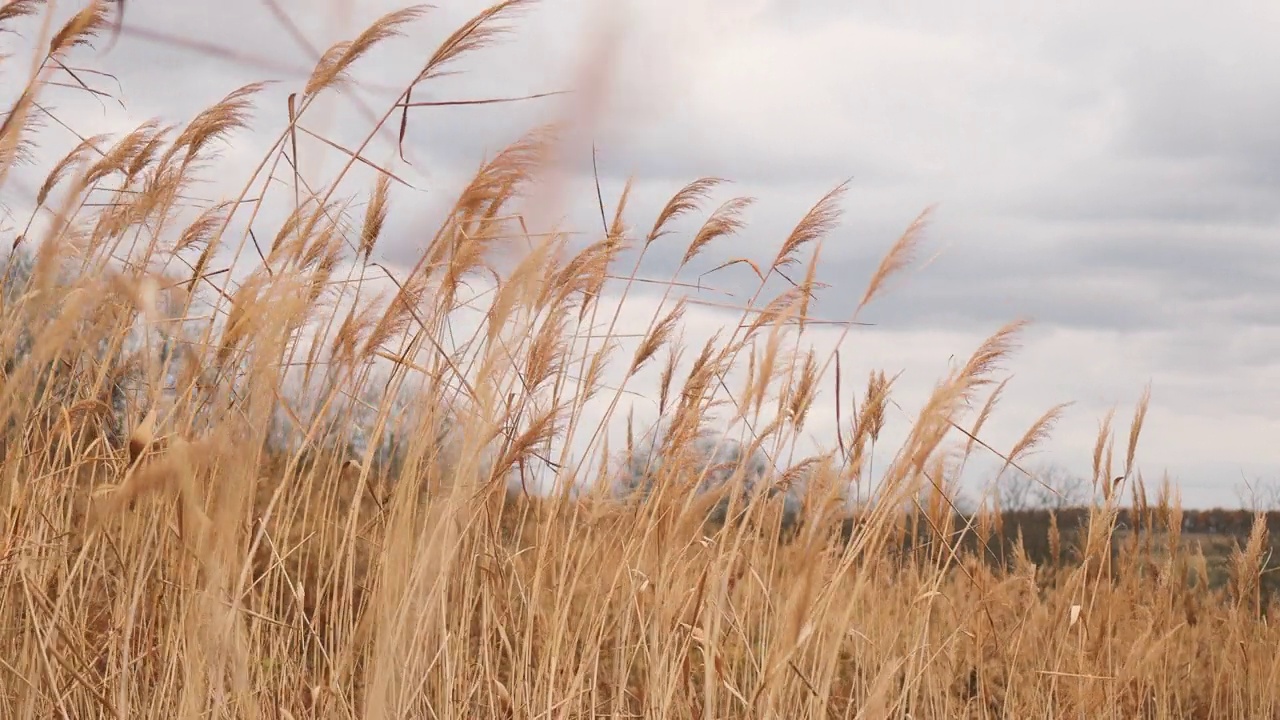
[4,0,1279,508]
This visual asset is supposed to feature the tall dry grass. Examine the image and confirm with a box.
[0,1,1277,718]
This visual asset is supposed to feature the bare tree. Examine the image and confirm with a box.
[995,462,1092,511]
[1235,474,1280,512]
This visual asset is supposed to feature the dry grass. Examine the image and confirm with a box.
[0,2,1277,718]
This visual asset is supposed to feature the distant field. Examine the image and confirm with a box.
[915,509,1280,599]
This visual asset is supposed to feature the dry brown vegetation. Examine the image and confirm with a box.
[1,2,1278,718]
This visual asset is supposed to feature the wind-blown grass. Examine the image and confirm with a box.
[0,2,1276,718]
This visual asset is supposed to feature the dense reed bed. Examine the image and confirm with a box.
[0,2,1276,717]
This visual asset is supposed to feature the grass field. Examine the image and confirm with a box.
[1,2,1278,718]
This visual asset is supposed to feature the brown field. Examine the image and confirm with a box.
[1,2,1278,718]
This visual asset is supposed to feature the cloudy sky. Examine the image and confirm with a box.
[4,0,1279,508]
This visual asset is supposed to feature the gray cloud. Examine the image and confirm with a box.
[3,0,1278,506]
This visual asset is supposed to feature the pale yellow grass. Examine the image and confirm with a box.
[0,2,1277,719]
